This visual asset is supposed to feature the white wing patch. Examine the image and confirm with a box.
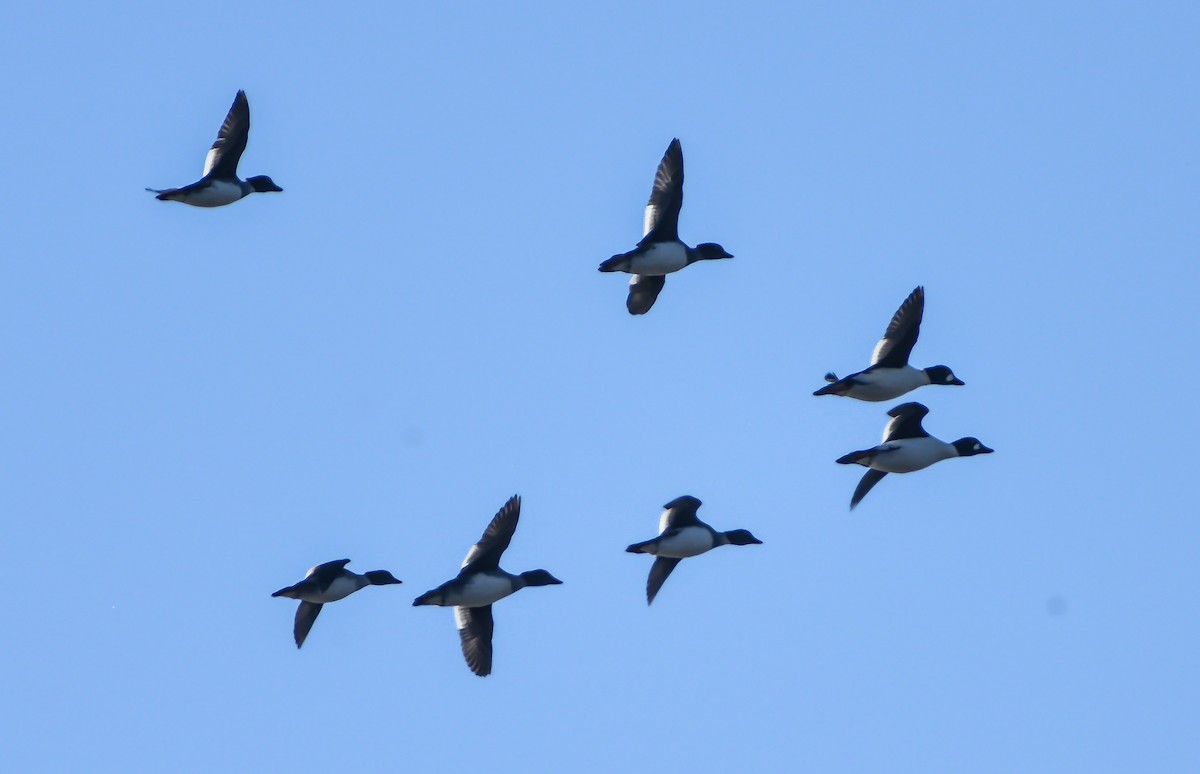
[203,147,220,177]
[870,337,891,366]
[658,507,674,535]
[644,203,660,237]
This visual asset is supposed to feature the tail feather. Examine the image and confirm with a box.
[814,374,848,396]
[598,254,628,273]
[836,448,875,465]
[625,538,657,554]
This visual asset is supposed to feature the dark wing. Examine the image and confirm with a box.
[639,138,684,244]
[626,274,666,315]
[659,495,702,533]
[203,90,250,178]
[850,470,888,510]
[305,559,351,591]
[646,557,682,605]
[455,605,494,676]
[293,602,323,648]
[871,287,924,367]
[461,495,520,571]
[882,402,930,442]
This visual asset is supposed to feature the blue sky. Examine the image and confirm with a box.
[2,2,1198,771]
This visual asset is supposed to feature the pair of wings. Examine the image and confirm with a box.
[291,558,352,648]
[454,495,520,676]
[200,90,251,179]
[627,139,685,314]
[646,494,704,604]
[869,286,925,369]
[850,402,932,509]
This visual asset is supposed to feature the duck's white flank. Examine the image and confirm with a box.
[653,526,716,558]
[440,573,515,607]
[183,179,245,207]
[626,242,688,275]
[867,437,958,473]
[847,366,930,402]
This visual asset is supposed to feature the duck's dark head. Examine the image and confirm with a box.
[925,365,964,386]
[952,437,993,457]
[691,242,733,262]
[365,570,403,586]
[271,584,298,599]
[247,175,283,193]
[519,569,563,587]
[724,529,763,546]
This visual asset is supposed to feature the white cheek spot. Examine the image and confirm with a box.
[945,375,954,382]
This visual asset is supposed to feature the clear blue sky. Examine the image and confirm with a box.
[2,2,1198,772]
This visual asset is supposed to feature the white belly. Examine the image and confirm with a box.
[293,575,361,603]
[442,573,515,607]
[185,180,246,207]
[870,437,954,473]
[654,526,715,558]
[629,242,688,275]
[846,366,928,402]
[317,576,361,602]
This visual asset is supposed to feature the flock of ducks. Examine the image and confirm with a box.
[151,91,994,677]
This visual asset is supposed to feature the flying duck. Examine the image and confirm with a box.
[598,139,733,314]
[271,559,402,648]
[412,495,561,676]
[625,495,762,605]
[836,402,993,509]
[147,90,282,207]
[814,287,964,401]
